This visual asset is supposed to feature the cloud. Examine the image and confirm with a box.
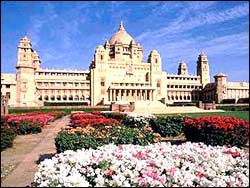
[135,3,249,41]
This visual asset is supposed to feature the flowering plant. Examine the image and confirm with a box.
[34,142,249,187]
[123,113,155,128]
[184,116,249,147]
[70,112,120,128]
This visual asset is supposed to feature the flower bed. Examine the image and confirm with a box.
[33,142,249,187]
[70,112,119,128]
[184,116,249,147]
[1,111,66,135]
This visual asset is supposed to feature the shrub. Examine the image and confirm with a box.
[183,116,249,147]
[102,112,127,122]
[123,113,155,128]
[1,127,16,151]
[16,121,42,135]
[149,116,184,137]
[55,125,154,153]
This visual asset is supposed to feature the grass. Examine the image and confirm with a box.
[156,111,249,121]
[8,107,109,115]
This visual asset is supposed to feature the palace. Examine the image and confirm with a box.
[1,22,249,107]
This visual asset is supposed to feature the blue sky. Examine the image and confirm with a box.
[1,1,249,82]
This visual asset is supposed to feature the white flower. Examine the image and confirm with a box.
[33,142,249,187]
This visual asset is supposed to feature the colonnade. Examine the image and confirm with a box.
[108,89,154,102]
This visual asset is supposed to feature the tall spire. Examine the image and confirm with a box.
[118,20,125,31]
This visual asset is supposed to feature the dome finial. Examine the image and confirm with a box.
[119,20,125,31]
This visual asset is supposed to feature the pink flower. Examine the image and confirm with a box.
[197,172,204,178]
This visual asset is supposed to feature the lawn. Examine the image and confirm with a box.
[156,111,249,120]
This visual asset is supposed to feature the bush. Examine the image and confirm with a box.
[1,127,16,151]
[55,125,154,153]
[183,116,249,147]
[102,112,127,122]
[216,105,249,111]
[237,98,249,104]
[221,99,236,104]
[44,102,89,106]
[149,116,184,137]
[16,121,42,135]
[123,113,155,128]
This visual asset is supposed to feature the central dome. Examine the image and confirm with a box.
[109,21,134,45]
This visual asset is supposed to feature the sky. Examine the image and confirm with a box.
[1,1,249,82]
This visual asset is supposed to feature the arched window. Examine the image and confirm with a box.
[184,96,186,100]
[50,95,55,101]
[100,55,103,60]
[44,95,48,101]
[175,95,178,100]
[57,95,61,101]
[69,95,73,101]
[63,95,67,101]
[74,95,79,101]
[145,72,149,82]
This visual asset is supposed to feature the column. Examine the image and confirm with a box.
[140,90,142,101]
[118,89,121,101]
[135,90,138,101]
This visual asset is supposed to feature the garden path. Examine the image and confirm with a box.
[1,115,70,187]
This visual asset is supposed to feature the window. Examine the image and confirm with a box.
[100,55,103,60]
[6,92,10,99]
[101,78,105,87]
[6,84,10,88]
[157,80,161,87]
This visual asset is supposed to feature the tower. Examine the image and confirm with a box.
[178,60,188,75]
[16,36,38,107]
[214,73,227,103]
[197,52,210,87]
[147,50,164,101]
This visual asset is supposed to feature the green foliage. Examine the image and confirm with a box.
[1,127,16,151]
[157,111,249,121]
[55,126,154,153]
[9,107,109,115]
[216,105,249,111]
[102,112,127,122]
[150,116,184,137]
[44,102,89,106]
[16,121,42,135]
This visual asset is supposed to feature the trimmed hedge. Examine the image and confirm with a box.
[1,127,16,151]
[149,116,184,137]
[216,105,249,111]
[44,102,89,106]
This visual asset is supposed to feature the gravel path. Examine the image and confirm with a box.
[1,115,70,187]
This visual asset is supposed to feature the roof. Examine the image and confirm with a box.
[109,21,134,45]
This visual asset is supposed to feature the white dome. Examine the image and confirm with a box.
[109,21,134,45]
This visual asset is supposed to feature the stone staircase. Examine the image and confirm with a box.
[133,101,224,114]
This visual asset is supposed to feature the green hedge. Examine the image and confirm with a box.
[44,102,89,106]
[216,105,249,111]
[55,126,154,153]
[149,116,184,137]
[1,127,16,151]
[9,107,109,115]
